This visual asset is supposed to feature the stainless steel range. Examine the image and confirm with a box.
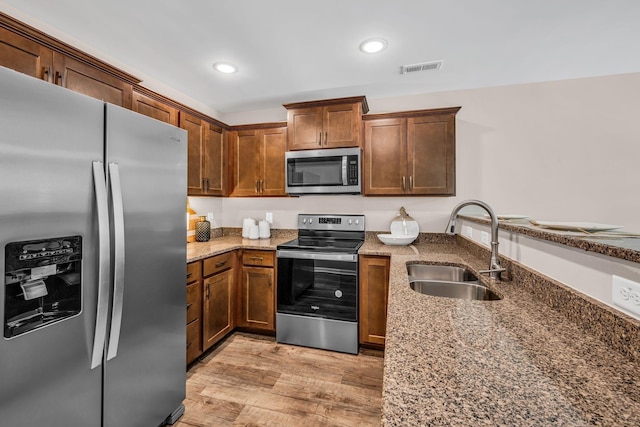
[276,214,365,354]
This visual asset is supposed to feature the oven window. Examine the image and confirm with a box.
[287,156,343,187]
[277,257,357,322]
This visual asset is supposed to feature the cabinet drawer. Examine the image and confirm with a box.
[203,251,235,277]
[187,261,202,284]
[242,250,274,267]
[186,282,201,324]
[186,318,202,364]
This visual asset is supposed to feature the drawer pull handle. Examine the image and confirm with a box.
[250,256,264,261]
[187,271,193,277]
[187,342,191,349]
[187,303,192,309]
[215,261,227,268]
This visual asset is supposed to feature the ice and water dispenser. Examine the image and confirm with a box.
[4,236,82,338]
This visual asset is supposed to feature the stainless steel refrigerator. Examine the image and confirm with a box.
[0,66,187,426]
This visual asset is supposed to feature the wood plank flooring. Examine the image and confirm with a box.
[175,333,384,427]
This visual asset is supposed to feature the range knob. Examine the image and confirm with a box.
[355,219,360,225]
[348,219,352,225]
[309,218,313,224]
[302,218,307,224]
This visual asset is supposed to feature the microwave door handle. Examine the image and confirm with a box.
[106,163,125,361]
[90,161,110,369]
[342,156,348,185]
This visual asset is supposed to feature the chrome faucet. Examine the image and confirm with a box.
[445,199,506,280]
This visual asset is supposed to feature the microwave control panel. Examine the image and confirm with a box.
[347,156,359,185]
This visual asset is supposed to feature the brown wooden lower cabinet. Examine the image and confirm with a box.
[186,261,203,364]
[237,250,275,332]
[202,268,235,351]
[359,255,390,347]
[201,252,236,352]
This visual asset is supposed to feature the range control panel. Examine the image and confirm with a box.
[298,214,365,232]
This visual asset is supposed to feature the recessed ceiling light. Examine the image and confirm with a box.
[359,38,387,54]
[213,62,238,74]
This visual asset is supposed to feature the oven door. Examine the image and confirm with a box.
[276,250,357,322]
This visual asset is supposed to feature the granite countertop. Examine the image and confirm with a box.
[360,239,640,426]
[186,230,296,263]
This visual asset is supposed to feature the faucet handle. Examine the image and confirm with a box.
[478,267,506,274]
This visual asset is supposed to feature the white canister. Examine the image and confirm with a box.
[242,217,256,238]
[248,224,260,240]
[258,220,271,239]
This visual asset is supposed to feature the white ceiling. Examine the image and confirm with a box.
[2,0,640,119]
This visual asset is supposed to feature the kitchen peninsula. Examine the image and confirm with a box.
[188,230,640,426]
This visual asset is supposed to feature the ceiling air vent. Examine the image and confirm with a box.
[400,60,443,75]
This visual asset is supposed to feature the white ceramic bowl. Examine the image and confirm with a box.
[377,234,417,246]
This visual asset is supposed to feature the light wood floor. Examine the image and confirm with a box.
[175,332,384,427]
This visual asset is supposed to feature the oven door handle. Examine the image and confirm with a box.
[277,249,357,263]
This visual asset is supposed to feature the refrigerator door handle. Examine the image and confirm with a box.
[91,161,111,369]
[107,163,125,361]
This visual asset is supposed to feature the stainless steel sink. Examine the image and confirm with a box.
[409,280,502,301]
[406,263,501,301]
[407,264,478,282]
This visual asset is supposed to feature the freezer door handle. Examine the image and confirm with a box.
[91,161,111,369]
[107,163,125,361]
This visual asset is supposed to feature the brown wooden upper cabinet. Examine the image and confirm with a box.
[363,107,460,196]
[284,96,369,150]
[0,26,52,80]
[53,54,132,108]
[0,25,134,108]
[229,125,287,197]
[132,90,178,126]
[181,112,226,196]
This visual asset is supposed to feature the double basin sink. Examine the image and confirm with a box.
[407,264,501,301]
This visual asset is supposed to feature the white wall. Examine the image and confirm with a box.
[221,72,640,232]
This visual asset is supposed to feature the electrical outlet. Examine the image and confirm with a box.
[480,231,489,246]
[612,275,640,315]
[265,212,273,223]
[463,226,473,238]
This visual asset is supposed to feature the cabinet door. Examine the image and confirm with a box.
[324,103,361,148]
[231,130,261,196]
[132,91,178,125]
[186,319,202,365]
[202,269,235,350]
[0,27,53,81]
[52,53,132,108]
[186,261,202,364]
[203,124,226,195]
[239,266,274,331]
[359,255,390,346]
[180,112,205,195]
[407,114,456,195]
[363,118,407,195]
[260,127,287,196]
[286,107,323,150]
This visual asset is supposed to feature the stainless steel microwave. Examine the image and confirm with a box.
[285,147,361,195]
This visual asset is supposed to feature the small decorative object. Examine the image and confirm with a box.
[195,216,211,242]
[377,207,420,246]
[389,207,420,236]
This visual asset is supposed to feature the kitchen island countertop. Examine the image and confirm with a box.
[359,238,640,426]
